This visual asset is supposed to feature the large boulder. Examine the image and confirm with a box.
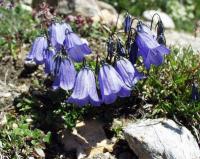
[143,10,175,29]
[56,0,120,25]
[124,118,200,159]
[165,30,200,51]
[32,0,120,25]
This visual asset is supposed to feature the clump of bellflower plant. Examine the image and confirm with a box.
[25,12,171,107]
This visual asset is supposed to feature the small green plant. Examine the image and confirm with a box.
[0,4,39,59]
[0,113,51,158]
[140,46,200,134]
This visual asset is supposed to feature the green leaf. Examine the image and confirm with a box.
[43,132,51,143]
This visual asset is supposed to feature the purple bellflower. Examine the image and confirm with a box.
[116,40,126,56]
[64,29,92,62]
[44,47,56,74]
[68,67,101,106]
[115,57,144,87]
[129,41,138,65]
[98,63,131,104]
[48,22,72,51]
[124,13,132,34]
[26,36,48,64]
[52,57,76,91]
[136,23,170,69]
[156,20,166,45]
[107,37,115,59]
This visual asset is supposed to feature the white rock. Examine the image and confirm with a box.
[143,10,175,29]
[21,0,32,5]
[165,30,200,52]
[124,118,200,159]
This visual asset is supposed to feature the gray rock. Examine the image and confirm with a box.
[57,0,101,16]
[97,1,117,15]
[124,118,200,159]
[56,0,120,25]
[143,10,175,29]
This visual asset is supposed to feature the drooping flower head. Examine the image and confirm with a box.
[156,19,166,45]
[48,22,72,51]
[115,57,144,88]
[52,56,76,91]
[98,63,131,104]
[64,29,92,62]
[26,36,48,64]
[136,22,170,69]
[68,67,101,106]
[129,41,138,65]
[123,13,132,34]
[106,36,115,60]
[116,39,126,56]
[44,47,56,74]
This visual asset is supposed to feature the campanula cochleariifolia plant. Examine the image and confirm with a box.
[25,6,171,106]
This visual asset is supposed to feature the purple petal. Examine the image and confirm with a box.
[48,23,68,48]
[44,48,56,74]
[144,48,164,69]
[99,64,131,104]
[68,68,100,106]
[115,57,142,87]
[118,87,131,97]
[27,37,47,64]
[59,59,77,90]
[68,44,91,62]
[124,14,132,33]
[87,69,101,106]
[68,68,89,106]
[136,24,170,69]
[52,58,76,91]
[64,32,92,62]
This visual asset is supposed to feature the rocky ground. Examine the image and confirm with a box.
[1,1,200,158]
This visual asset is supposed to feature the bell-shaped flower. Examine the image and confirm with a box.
[64,29,92,62]
[106,37,115,58]
[116,40,126,56]
[129,41,138,65]
[115,57,144,87]
[136,23,170,69]
[98,63,131,104]
[123,13,132,34]
[44,47,56,74]
[68,67,101,106]
[156,20,166,45]
[26,36,48,64]
[48,22,72,50]
[52,57,76,91]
